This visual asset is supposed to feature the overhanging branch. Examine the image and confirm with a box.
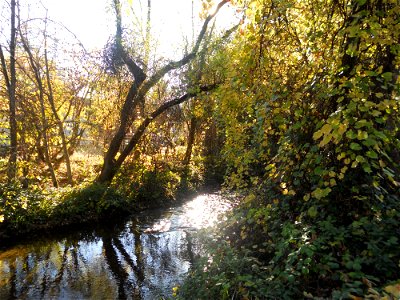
[116,83,218,166]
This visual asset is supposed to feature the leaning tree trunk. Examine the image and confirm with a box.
[96,0,229,184]
[97,85,217,184]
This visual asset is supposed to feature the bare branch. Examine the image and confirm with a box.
[138,0,229,97]
[0,45,11,91]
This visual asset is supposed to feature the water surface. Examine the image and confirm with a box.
[0,193,233,299]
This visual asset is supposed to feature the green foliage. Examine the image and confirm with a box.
[53,182,129,223]
[179,186,400,299]
[1,0,399,296]
[178,241,277,300]
[0,157,201,241]
[179,0,400,298]
[0,181,49,232]
[136,169,181,202]
[113,160,182,204]
[0,181,130,239]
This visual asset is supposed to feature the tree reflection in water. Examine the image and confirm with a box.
[0,193,233,299]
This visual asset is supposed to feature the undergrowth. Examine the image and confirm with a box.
[0,162,200,243]
[177,184,400,299]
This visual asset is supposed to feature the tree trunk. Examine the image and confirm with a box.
[0,0,18,181]
[8,0,18,181]
[44,30,73,185]
[144,0,151,73]
[38,91,58,188]
[97,85,217,184]
[19,26,58,187]
[97,0,228,184]
[183,116,197,166]
[97,81,144,183]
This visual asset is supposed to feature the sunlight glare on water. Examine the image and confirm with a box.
[0,192,235,300]
[180,193,233,229]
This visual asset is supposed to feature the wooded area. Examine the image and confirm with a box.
[0,0,399,298]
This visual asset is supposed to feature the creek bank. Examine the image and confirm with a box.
[0,182,219,248]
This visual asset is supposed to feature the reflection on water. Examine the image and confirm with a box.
[0,193,233,299]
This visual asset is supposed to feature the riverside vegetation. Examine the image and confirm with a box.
[1,0,399,299]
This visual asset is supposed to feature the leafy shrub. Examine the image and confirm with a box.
[178,184,400,299]
[53,182,129,223]
[114,160,186,206]
[0,181,129,240]
[179,0,400,298]
[135,169,181,203]
[178,241,279,300]
[0,181,51,232]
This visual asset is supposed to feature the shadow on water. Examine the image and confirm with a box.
[0,192,234,299]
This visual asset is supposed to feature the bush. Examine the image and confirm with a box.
[0,181,51,233]
[135,169,181,203]
[52,182,129,223]
[0,181,129,240]
[178,185,400,299]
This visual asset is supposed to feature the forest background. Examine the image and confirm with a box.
[0,0,399,298]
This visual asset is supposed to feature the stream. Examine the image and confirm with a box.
[0,192,234,299]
